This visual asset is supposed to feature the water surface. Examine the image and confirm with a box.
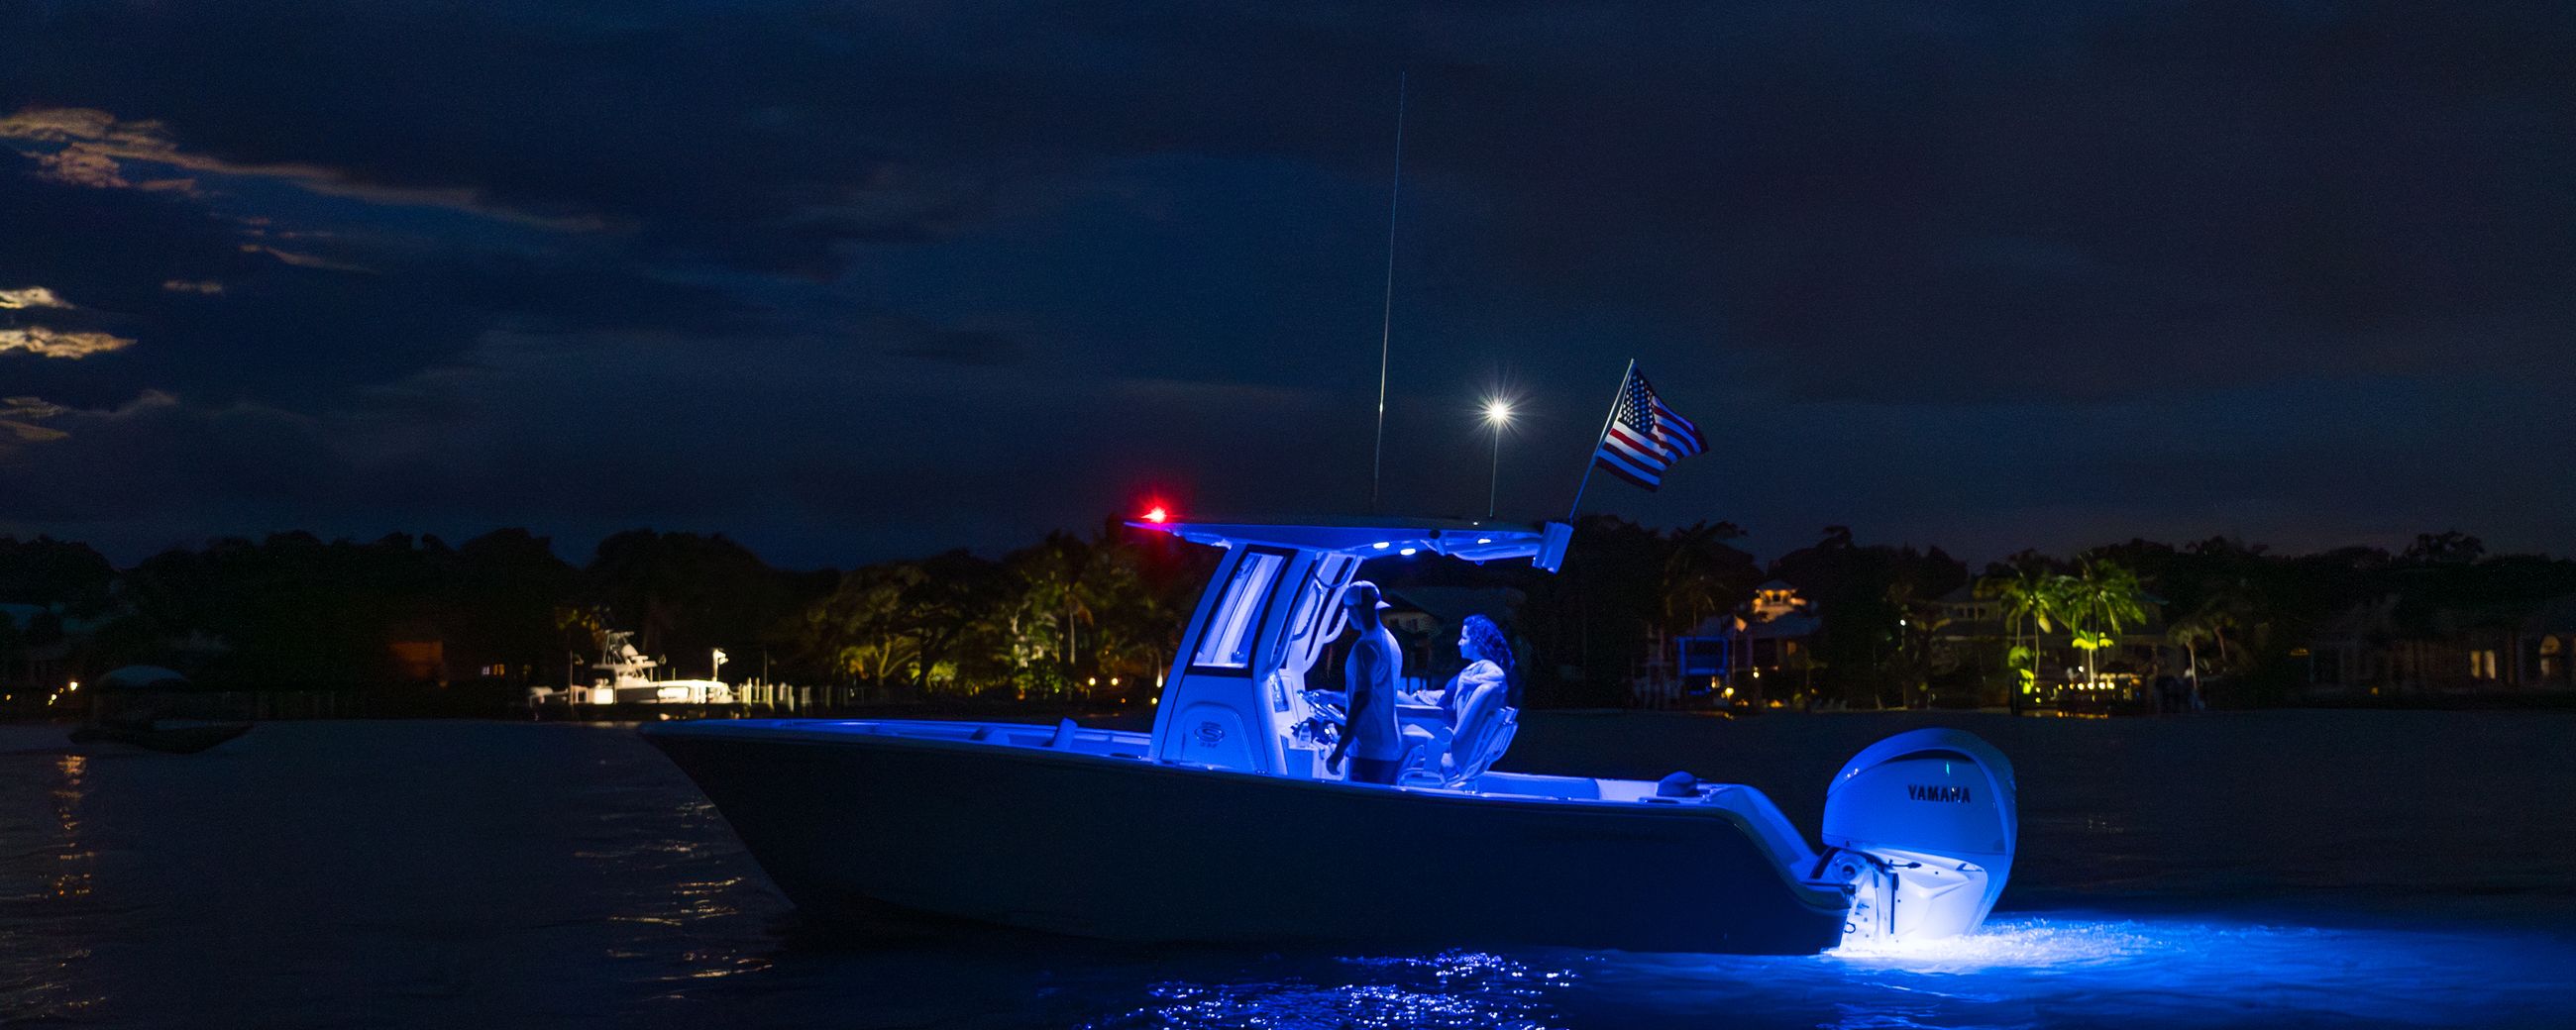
[4,711,2570,1027]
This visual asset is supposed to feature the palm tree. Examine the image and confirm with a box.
[1660,521,1746,636]
[1888,589,1951,707]
[2167,615,2212,682]
[2190,577,2259,674]
[1980,561,2069,708]
[1021,533,1089,670]
[2064,558,2151,690]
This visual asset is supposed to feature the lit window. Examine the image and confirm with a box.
[1192,552,1285,670]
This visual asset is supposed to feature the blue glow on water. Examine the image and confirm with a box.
[12,718,2576,1028]
[1080,916,2576,1029]
[1084,950,1574,1030]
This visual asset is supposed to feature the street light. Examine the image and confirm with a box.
[1481,397,1514,518]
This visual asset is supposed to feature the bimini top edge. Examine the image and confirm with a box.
[1127,516,1572,570]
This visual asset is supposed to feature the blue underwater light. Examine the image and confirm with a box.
[1078,917,2576,1029]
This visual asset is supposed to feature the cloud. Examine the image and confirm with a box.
[0,281,140,360]
[0,2,2570,565]
[0,106,597,230]
[238,244,373,273]
[27,143,132,187]
[0,107,164,148]
[0,285,76,309]
[161,279,225,294]
[0,396,70,444]
[0,390,348,527]
[0,326,135,359]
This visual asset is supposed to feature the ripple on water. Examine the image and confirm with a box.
[7,719,2575,1029]
[1571,915,2576,1029]
[1061,916,2576,1030]
[1077,950,1573,1030]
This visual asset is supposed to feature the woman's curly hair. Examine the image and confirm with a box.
[1460,614,1518,706]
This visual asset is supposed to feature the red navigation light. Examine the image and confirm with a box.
[1142,504,1169,523]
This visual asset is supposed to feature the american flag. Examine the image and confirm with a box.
[1592,366,1705,490]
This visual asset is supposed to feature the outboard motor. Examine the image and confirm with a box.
[1820,728,2016,947]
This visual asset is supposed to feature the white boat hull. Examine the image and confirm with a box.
[645,719,1852,954]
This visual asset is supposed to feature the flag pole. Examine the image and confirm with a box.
[1563,359,1636,522]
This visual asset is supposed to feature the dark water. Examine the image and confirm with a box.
[5,711,2572,1028]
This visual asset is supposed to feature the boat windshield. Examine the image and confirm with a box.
[1190,550,1285,670]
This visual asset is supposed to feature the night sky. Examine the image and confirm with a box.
[4,2,2571,570]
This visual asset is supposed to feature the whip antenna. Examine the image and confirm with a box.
[1370,70,1408,513]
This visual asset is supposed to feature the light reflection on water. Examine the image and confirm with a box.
[47,754,91,900]
[1084,951,1575,1030]
[3,716,2574,1028]
[567,777,773,986]
[1075,917,2576,1030]
[1,752,102,1020]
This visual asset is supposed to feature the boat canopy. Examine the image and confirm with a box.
[1132,515,1572,777]
[1127,517,1570,570]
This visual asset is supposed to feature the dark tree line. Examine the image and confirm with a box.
[795,523,1210,699]
[0,529,826,694]
[1505,517,1967,707]
[1363,519,2576,708]
[0,522,1206,701]
[6,520,2572,708]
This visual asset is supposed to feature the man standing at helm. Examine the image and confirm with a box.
[1328,580,1405,784]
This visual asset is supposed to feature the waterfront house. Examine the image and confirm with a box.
[1664,579,1821,707]
[2303,591,2576,696]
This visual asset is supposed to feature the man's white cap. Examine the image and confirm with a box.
[1341,580,1392,610]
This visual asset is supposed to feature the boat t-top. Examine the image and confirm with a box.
[580,630,731,705]
[645,516,2016,954]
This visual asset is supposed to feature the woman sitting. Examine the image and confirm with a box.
[1404,614,1519,781]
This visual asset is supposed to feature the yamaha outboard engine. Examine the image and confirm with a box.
[1820,728,2016,947]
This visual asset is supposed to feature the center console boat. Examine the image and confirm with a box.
[645,517,2016,954]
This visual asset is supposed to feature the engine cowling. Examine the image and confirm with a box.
[1820,728,2017,946]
